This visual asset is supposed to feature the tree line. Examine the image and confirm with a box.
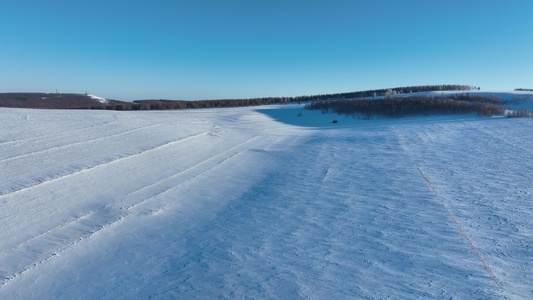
[292,84,475,101]
[0,85,477,110]
[304,94,505,119]
[0,93,108,109]
[0,93,298,110]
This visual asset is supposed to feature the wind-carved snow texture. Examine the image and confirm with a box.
[0,105,532,299]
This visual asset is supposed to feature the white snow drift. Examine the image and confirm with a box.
[0,100,532,299]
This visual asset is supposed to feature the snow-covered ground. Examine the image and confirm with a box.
[0,103,532,299]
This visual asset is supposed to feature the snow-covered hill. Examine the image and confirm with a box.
[87,94,108,104]
[404,90,533,105]
[0,103,531,299]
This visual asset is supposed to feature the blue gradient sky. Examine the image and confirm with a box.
[1,0,532,100]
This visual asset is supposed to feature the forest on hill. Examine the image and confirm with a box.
[0,93,109,109]
[0,85,475,111]
[305,94,505,118]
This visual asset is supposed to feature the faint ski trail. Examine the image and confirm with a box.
[1,211,95,253]
[417,167,510,299]
[394,126,509,298]
[0,123,163,162]
[471,126,533,155]
[0,208,123,287]
[0,119,118,147]
[0,208,120,286]
[0,133,275,289]
[391,126,410,156]
[0,131,209,199]
[125,134,273,213]
[124,134,266,198]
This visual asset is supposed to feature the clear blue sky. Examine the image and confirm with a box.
[1,0,532,100]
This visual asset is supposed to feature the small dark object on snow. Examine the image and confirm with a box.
[332,120,338,123]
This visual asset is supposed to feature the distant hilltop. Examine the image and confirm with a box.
[0,93,123,109]
[0,85,477,110]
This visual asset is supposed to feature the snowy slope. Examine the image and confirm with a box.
[0,104,532,299]
[427,90,533,101]
[406,90,533,110]
[88,94,108,104]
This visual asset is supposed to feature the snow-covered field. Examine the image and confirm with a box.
[0,103,532,299]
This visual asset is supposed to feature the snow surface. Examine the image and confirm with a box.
[88,94,108,104]
[0,103,532,299]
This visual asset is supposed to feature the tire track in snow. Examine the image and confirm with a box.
[0,123,164,162]
[1,211,95,254]
[471,126,533,155]
[0,131,210,199]
[393,127,509,298]
[0,134,273,288]
[0,207,121,287]
[0,209,116,287]
[417,167,509,298]
[1,132,258,252]
[391,126,411,156]
[0,119,118,147]
[124,134,271,213]
[124,134,266,198]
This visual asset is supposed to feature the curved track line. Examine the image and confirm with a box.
[0,211,96,281]
[472,126,533,155]
[0,134,270,288]
[391,127,411,156]
[1,211,95,255]
[0,131,209,199]
[393,128,509,298]
[0,119,118,147]
[125,135,267,211]
[417,167,508,297]
[1,132,256,261]
[126,135,263,198]
[0,208,122,287]
[0,123,164,163]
